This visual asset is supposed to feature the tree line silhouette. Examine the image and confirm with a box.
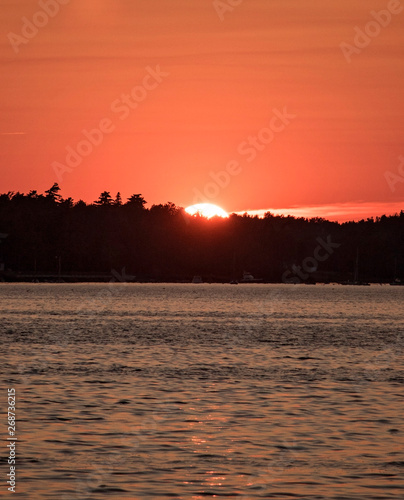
[0,183,403,283]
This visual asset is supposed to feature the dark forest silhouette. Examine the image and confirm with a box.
[0,183,403,283]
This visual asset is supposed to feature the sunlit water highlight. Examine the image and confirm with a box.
[1,283,403,499]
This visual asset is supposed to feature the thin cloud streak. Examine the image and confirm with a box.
[0,132,26,135]
[236,201,404,222]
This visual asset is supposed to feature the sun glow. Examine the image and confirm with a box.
[185,203,228,219]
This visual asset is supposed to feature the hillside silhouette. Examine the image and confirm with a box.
[0,184,403,283]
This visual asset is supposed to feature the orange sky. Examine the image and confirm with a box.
[1,0,404,221]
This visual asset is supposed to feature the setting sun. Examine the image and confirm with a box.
[185,203,228,219]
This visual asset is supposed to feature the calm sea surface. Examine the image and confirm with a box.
[1,283,404,499]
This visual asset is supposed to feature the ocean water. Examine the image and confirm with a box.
[1,283,404,499]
